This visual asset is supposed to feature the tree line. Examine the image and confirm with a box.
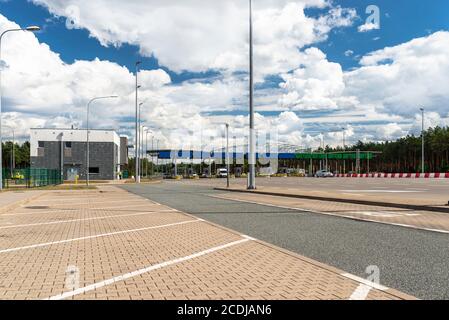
[322,127,449,173]
[1,141,30,169]
[2,126,449,174]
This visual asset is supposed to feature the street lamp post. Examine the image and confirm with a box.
[135,61,142,183]
[342,128,346,175]
[225,123,230,188]
[248,0,256,190]
[0,25,40,191]
[86,96,118,186]
[151,135,155,177]
[420,107,425,175]
[144,128,152,178]
[140,124,145,179]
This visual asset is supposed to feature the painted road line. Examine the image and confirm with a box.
[339,190,421,193]
[346,211,421,218]
[209,194,449,235]
[0,220,199,254]
[45,238,251,300]
[342,273,388,291]
[205,194,306,215]
[33,199,154,206]
[348,284,373,300]
[1,208,178,217]
[0,211,180,229]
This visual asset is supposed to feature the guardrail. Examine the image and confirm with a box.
[334,173,449,178]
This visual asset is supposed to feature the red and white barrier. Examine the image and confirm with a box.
[334,173,449,178]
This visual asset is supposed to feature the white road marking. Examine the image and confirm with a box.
[349,284,372,300]
[342,273,388,291]
[210,195,449,234]
[340,190,421,193]
[33,199,149,206]
[0,211,179,229]
[45,238,250,300]
[0,220,199,254]
[1,209,177,217]
[347,211,421,218]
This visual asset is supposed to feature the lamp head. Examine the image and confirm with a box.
[26,26,41,32]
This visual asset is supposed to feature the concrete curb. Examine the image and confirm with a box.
[214,187,449,214]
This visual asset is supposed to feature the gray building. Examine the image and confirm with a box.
[30,128,128,181]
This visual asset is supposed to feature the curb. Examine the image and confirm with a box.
[214,187,449,214]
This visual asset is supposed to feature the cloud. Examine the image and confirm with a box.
[4,4,449,149]
[278,47,354,111]
[0,14,171,140]
[31,0,355,80]
[345,31,449,118]
[358,22,379,33]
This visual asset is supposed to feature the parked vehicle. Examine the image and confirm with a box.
[315,170,334,178]
[217,168,228,178]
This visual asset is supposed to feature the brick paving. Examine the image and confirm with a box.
[213,192,449,233]
[0,186,415,300]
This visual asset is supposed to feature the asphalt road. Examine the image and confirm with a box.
[121,182,449,300]
[178,177,449,204]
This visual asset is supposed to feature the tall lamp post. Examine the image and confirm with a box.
[224,123,230,188]
[0,25,40,191]
[86,95,118,186]
[420,107,425,174]
[145,128,152,178]
[135,61,142,183]
[247,0,256,190]
[342,127,346,175]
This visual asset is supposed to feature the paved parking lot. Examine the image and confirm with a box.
[0,186,411,300]
[182,177,449,206]
[123,181,449,299]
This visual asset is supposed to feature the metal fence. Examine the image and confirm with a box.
[2,168,63,188]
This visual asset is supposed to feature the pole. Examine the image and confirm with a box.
[0,27,41,190]
[140,125,144,179]
[135,61,141,183]
[86,101,90,186]
[152,136,155,177]
[86,96,117,186]
[248,0,256,190]
[60,132,63,182]
[421,108,425,174]
[156,139,159,175]
[145,130,149,178]
[226,124,230,188]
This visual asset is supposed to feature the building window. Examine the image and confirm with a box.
[64,142,72,157]
[37,141,45,157]
[89,167,100,174]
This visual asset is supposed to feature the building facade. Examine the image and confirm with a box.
[30,128,128,181]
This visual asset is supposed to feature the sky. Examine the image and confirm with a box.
[1,0,449,151]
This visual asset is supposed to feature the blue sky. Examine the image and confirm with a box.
[1,0,449,148]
